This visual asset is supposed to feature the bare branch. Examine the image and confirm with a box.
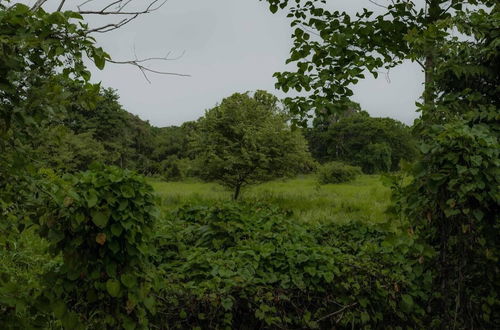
[107,56,190,84]
[100,0,124,13]
[29,0,186,82]
[57,0,67,12]
[77,0,96,12]
[368,0,388,9]
[85,15,139,34]
[415,58,426,70]
[79,0,168,33]
[132,44,186,63]
[78,0,167,16]
[31,0,49,11]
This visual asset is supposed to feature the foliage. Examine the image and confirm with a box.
[307,114,416,173]
[390,6,500,328]
[0,3,107,140]
[55,87,154,173]
[0,226,59,328]
[0,2,107,293]
[153,202,433,328]
[317,161,361,184]
[392,108,500,327]
[261,0,497,123]
[265,1,499,326]
[311,100,366,129]
[36,166,160,329]
[31,86,198,177]
[191,91,314,199]
[32,125,106,173]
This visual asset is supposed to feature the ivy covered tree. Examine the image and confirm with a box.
[191,91,313,200]
[395,8,500,327]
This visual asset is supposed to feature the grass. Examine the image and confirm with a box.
[150,174,392,224]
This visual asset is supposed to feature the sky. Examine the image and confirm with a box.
[26,0,425,127]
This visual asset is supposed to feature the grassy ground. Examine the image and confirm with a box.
[150,174,392,224]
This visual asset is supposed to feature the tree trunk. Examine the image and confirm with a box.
[423,54,435,106]
[423,0,441,107]
[233,184,242,200]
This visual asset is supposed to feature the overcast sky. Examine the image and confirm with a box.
[27,0,425,127]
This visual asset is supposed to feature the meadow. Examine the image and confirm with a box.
[150,174,391,225]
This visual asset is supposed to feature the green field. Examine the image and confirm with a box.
[150,174,391,225]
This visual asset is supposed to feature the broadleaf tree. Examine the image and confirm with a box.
[0,2,109,246]
[260,0,497,123]
[191,91,314,200]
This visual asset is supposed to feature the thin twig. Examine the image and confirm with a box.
[315,303,358,322]
[107,59,190,83]
[368,0,388,9]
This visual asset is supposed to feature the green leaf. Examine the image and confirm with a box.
[120,274,137,289]
[144,296,156,314]
[52,300,66,318]
[91,209,110,228]
[111,223,123,237]
[401,294,414,312]
[121,185,135,198]
[106,279,121,297]
[221,297,233,310]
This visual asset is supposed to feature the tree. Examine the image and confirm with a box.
[260,0,497,122]
[0,3,110,323]
[32,125,106,173]
[307,113,417,173]
[394,8,500,327]
[191,91,313,200]
[0,2,108,244]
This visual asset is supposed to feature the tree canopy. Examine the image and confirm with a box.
[260,0,498,123]
[191,91,313,199]
[307,113,417,173]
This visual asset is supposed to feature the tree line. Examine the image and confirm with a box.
[23,83,417,198]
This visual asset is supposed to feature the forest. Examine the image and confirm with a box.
[0,0,499,329]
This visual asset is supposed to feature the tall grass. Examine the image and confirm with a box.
[150,174,391,224]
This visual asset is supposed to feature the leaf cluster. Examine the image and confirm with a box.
[35,165,160,329]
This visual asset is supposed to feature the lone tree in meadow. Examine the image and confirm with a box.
[191,91,313,200]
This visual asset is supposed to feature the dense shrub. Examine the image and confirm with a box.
[317,161,362,184]
[153,202,432,328]
[36,165,160,329]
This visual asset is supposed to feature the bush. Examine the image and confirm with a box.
[36,165,160,329]
[153,202,432,328]
[317,161,362,184]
